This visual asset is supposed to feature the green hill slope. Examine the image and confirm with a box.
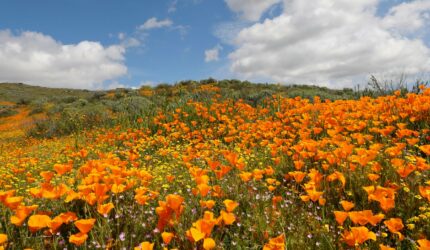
[0,83,97,103]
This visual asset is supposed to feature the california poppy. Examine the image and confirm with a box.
[342,226,376,246]
[69,232,88,246]
[97,203,114,216]
[28,214,51,233]
[74,218,96,234]
[223,199,239,212]
[161,232,174,245]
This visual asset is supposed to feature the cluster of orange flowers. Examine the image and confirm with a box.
[1,86,430,248]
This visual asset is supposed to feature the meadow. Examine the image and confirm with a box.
[0,80,430,249]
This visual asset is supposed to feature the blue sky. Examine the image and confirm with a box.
[0,0,232,87]
[0,0,429,89]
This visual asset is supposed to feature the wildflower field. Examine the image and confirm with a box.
[1,83,430,249]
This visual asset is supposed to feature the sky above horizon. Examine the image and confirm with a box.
[0,0,430,89]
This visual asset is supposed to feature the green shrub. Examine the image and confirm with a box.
[28,104,110,138]
[0,106,18,118]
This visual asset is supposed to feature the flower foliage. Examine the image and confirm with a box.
[1,84,430,248]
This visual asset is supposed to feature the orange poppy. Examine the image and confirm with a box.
[340,201,355,211]
[4,196,23,210]
[0,234,7,245]
[197,183,211,197]
[384,218,404,233]
[69,232,88,246]
[97,203,114,216]
[223,199,239,212]
[419,145,430,155]
[417,239,430,250]
[161,232,174,245]
[239,172,252,182]
[134,241,154,250]
[203,238,216,250]
[28,214,51,233]
[384,218,404,240]
[53,163,73,176]
[342,226,376,246]
[200,200,216,209]
[111,184,126,194]
[288,171,306,183]
[334,211,348,225]
[419,186,430,202]
[74,218,96,234]
[364,186,396,212]
[219,210,235,225]
[368,174,380,182]
[166,194,184,211]
[40,171,54,182]
[327,171,346,187]
[189,227,205,242]
[263,234,285,250]
[10,205,38,226]
[348,210,384,226]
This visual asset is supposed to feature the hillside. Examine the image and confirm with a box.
[0,80,356,104]
[0,80,361,141]
[0,83,97,104]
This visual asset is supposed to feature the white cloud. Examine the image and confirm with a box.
[168,0,178,13]
[227,0,430,88]
[118,32,141,48]
[225,0,281,21]
[137,17,187,40]
[214,21,249,45]
[171,25,190,39]
[138,17,173,31]
[0,30,127,89]
[106,81,126,89]
[205,45,223,62]
[140,80,157,87]
[381,0,430,34]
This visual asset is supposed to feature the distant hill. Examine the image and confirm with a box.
[0,80,356,104]
[0,83,97,103]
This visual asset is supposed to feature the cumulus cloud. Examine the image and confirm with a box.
[0,30,127,89]
[226,0,430,88]
[225,0,281,21]
[205,45,223,62]
[138,17,173,31]
[382,0,430,34]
